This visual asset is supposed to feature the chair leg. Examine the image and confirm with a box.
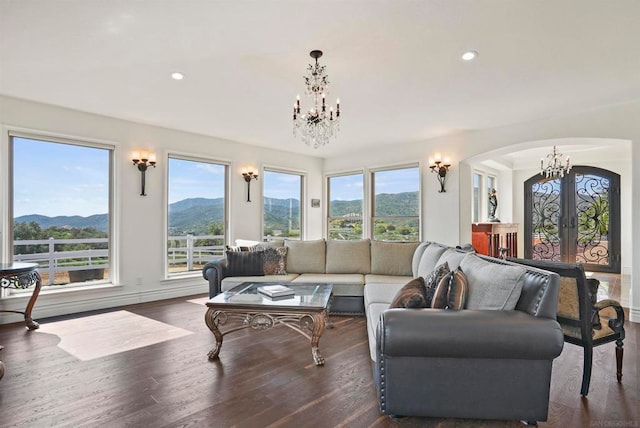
[581,346,593,396]
[615,339,623,382]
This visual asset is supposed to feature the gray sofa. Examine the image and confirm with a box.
[203,239,564,423]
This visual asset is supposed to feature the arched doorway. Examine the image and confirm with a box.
[524,166,621,273]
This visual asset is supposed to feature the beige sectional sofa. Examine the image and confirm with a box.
[203,238,419,313]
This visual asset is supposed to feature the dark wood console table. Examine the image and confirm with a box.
[472,223,518,258]
[0,262,43,381]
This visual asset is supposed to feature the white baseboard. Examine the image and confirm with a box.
[629,306,640,324]
[0,281,209,325]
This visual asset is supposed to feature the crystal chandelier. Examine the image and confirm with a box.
[540,146,572,178]
[292,50,340,148]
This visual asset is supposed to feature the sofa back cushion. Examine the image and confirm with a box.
[326,239,371,274]
[285,239,326,274]
[371,241,419,276]
[416,243,448,278]
[436,248,469,271]
[411,242,431,277]
[461,253,525,310]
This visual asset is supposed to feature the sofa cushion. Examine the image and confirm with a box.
[285,239,326,273]
[390,277,428,308]
[436,248,468,271]
[221,274,299,292]
[461,254,525,310]
[417,243,448,278]
[424,262,450,307]
[432,267,468,310]
[262,247,287,275]
[226,250,265,277]
[293,273,364,297]
[411,241,431,277]
[365,274,413,285]
[366,302,389,361]
[326,239,371,274]
[371,241,419,276]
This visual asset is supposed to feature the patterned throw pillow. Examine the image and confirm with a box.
[424,262,450,307]
[432,267,468,310]
[226,245,257,252]
[263,247,287,275]
[389,277,428,309]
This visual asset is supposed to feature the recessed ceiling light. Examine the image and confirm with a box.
[461,51,478,61]
[171,72,184,80]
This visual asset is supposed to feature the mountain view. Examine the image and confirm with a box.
[14,192,419,236]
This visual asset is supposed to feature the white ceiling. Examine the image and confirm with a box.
[2,1,640,158]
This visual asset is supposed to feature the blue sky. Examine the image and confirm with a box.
[13,138,110,217]
[168,158,225,204]
[13,137,419,218]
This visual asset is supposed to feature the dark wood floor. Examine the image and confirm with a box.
[0,292,638,428]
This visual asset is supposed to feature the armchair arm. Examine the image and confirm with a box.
[594,299,625,334]
[202,257,227,297]
[378,309,564,360]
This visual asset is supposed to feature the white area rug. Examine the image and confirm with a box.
[37,310,194,361]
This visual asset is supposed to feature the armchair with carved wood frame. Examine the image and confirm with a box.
[509,258,625,396]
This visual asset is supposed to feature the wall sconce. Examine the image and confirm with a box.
[429,153,452,193]
[132,150,156,196]
[242,166,258,202]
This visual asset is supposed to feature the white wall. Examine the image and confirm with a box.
[0,95,324,323]
[324,101,640,323]
[2,95,639,324]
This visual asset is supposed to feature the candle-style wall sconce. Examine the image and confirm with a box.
[132,150,156,196]
[242,166,258,202]
[429,153,452,193]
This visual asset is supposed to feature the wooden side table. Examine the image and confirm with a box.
[0,262,43,381]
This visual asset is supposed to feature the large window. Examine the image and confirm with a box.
[167,156,227,275]
[327,173,364,240]
[371,166,420,241]
[263,169,303,240]
[10,135,112,288]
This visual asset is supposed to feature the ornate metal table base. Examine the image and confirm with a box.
[1,265,42,330]
[205,308,328,366]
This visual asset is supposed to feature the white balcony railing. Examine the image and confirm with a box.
[13,235,225,285]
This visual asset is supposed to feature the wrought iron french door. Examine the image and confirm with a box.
[524,166,621,273]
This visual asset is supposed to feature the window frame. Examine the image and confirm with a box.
[262,167,306,241]
[5,129,116,292]
[369,163,421,242]
[164,152,230,278]
[471,169,498,223]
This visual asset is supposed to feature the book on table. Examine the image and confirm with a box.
[258,284,295,298]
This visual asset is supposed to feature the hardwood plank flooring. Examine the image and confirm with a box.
[0,294,638,427]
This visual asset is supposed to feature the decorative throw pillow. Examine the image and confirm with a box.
[226,245,257,252]
[263,247,288,275]
[446,267,469,310]
[432,267,468,310]
[390,277,428,309]
[424,262,450,307]
[226,250,265,277]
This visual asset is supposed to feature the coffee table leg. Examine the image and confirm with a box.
[204,309,224,360]
[310,312,326,366]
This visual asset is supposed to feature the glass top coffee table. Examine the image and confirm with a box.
[205,282,333,366]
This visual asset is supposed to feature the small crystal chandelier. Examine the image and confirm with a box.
[292,50,340,149]
[540,146,572,178]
